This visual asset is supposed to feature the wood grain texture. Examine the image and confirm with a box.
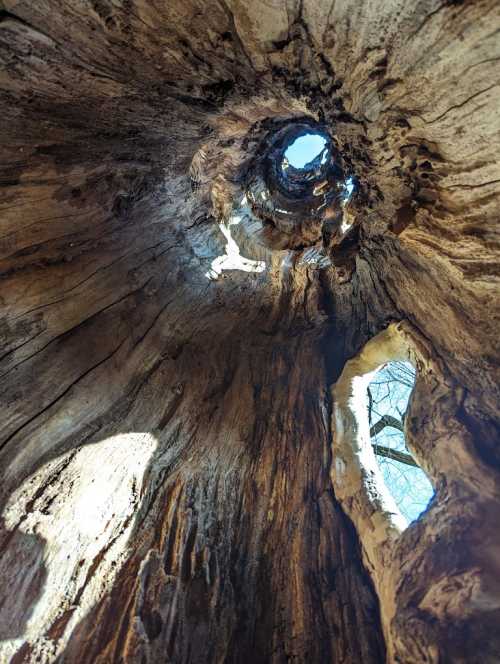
[0,1,499,662]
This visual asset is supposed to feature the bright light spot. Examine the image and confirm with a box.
[298,247,331,267]
[340,219,352,234]
[343,176,355,202]
[206,214,266,280]
[1,433,157,656]
[340,177,355,233]
[313,180,328,196]
[284,132,327,169]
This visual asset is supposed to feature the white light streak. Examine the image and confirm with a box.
[206,214,266,280]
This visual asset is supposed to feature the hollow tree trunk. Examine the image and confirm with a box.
[0,1,499,663]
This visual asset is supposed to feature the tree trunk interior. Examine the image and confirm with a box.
[0,1,499,662]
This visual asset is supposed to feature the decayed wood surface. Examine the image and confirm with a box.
[0,1,499,662]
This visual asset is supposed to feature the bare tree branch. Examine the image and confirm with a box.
[371,444,418,468]
[369,414,404,437]
[367,386,373,424]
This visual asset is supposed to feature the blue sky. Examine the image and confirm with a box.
[284,133,327,168]
[369,362,434,524]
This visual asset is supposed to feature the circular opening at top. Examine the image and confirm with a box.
[270,125,337,200]
[283,132,329,170]
[244,120,352,248]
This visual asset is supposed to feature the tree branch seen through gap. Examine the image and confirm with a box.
[369,365,418,468]
[371,443,418,467]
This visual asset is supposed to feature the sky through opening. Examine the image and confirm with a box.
[284,133,327,169]
[369,361,434,523]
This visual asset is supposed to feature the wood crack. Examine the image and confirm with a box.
[0,278,152,379]
[10,239,179,322]
[408,1,463,40]
[0,338,126,452]
[425,83,499,124]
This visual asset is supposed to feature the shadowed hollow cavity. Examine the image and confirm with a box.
[0,2,499,663]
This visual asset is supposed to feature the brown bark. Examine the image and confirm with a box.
[0,1,499,663]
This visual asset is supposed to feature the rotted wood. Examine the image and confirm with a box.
[0,1,499,663]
